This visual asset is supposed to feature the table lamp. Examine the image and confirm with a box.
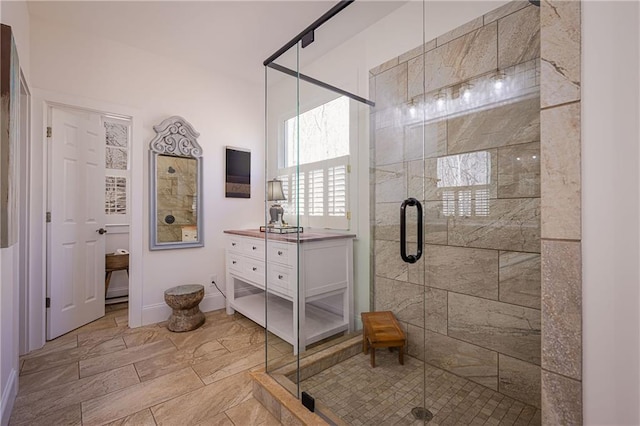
[267,179,286,225]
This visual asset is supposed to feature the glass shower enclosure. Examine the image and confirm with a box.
[262,1,542,424]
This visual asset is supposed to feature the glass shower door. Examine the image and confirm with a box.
[364,2,543,424]
[264,37,360,401]
[292,1,430,423]
[264,43,302,383]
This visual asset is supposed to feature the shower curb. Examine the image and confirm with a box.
[252,335,362,425]
[251,370,329,426]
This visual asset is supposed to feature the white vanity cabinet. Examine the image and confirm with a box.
[224,230,355,354]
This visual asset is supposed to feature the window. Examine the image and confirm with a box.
[105,176,127,215]
[279,96,351,229]
[284,96,349,167]
[437,151,491,217]
[104,118,130,222]
[327,164,347,217]
[105,121,128,170]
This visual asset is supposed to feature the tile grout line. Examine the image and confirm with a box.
[540,366,582,383]
[132,361,143,383]
[540,98,580,111]
[192,365,208,387]
[149,404,160,425]
[540,237,580,243]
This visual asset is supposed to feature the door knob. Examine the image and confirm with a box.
[97,228,108,235]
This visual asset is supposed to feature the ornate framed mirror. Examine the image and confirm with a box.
[149,116,203,250]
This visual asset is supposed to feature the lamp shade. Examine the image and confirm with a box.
[267,179,285,201]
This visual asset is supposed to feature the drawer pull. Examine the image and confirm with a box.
[252,267,257,271]
[277,251,283,255]
[232,261,237,264]
[232,242,236,246]
[278,274,283,280]
[252,246,257,250]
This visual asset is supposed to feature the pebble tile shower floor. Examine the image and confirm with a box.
[301,349,541,425]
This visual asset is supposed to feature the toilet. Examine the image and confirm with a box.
[164,284,205,332]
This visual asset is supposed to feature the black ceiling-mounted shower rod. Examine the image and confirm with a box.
[267,62,375,107]
[263,0,354,66]
[263,0,375,106]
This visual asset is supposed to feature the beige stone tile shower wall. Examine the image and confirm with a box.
[370,2,542,410]
[539,1,582,423]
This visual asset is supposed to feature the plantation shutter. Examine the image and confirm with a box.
[276,155,349,229]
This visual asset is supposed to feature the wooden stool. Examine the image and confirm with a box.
[361,311,406,368]
[105,253,129,297]
[164,284,205,332]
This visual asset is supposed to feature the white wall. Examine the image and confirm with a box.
[0,0,30,77]
[582,1,640,424]
[0,1,30,423]
[29,16,264,327]
[0,249,17,426]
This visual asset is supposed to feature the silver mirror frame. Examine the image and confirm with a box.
[149,116,204,250]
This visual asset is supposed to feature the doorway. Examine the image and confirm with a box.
[45,104,132,340]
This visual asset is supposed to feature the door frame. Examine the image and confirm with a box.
[18,71,31,355]
[27,88,144,350]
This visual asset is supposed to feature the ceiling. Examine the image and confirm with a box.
[27,1,407,85]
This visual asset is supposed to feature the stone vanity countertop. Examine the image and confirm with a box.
[224,229,356,243]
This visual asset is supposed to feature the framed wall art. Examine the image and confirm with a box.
[1,24,20,248]
[225,146,251,198]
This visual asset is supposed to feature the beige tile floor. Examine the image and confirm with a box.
[301,349,542,426]
[12,304,543,426]
[10,303,286,426]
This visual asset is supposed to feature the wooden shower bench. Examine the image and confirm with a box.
[361,311,406,368]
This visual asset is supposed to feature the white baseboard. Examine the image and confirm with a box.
[1,368,18,426]
[105,296,128,305]
[106,287,129,299]
[141,293,225,326]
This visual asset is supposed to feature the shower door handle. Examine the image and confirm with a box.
[400,198,423,264]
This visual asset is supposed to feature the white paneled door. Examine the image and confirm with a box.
[47,107,106,339]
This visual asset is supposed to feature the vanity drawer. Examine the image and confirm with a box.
[243,258,265,287]
[227,237,243,252]
[227,253,243,274]
[268,264,293,297]
[268,242,294,267]
[243,240,265,258]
